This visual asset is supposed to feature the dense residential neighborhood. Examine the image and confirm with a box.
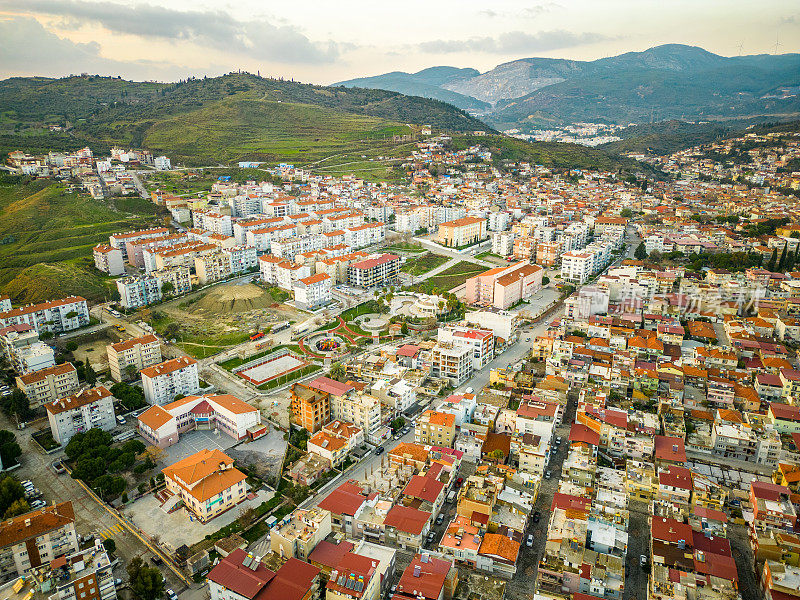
[2,122,800,600]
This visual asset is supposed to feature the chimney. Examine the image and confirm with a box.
[413,565,421,577]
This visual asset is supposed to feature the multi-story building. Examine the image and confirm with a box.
[0,297,89,335]
[331,391,385,445]
[291,381,333,433]
[33,542,118,600]
[109,227,170,261]
[115,266,191,309]
[294,273,333,310]
[415,410,456,447]
[561,251,594,284]
[163,449,247,522]
[348,254,400,288]
[270,507,332,560]
[492,231,515,257]
[344,222,386,249]
[0,502,79,580]
[192,209,233,237]
[431,342,473,386]
[437,217,487,248]
[92,244,125,276]
[465,261,543,309]
[140,356,199,405]
[106,334,162,382]
[46,386,116,445]
[137,393,264,448]
[308,421,364,467]
[0,324,54,374]
[437,325,494,371]
[16,362,80,408]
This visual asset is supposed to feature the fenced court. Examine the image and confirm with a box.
[235,348,309,385]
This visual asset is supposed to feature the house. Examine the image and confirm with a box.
[208,549,321,600]
[476,533,521,578]
[0,502,78,579]
[308,421,364,467]
[750,481,797,533]
[46,386,116,445]
[653,435,687,467]
[318,480,372,537]
[384,505,431,551]
[392,553,456,600]
[270,507,332,560]
[162,449,248,522]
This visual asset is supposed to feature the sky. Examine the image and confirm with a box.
[1,0,799,84]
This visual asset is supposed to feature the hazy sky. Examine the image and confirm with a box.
[1,0,798,84]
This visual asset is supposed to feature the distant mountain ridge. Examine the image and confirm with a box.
[333,44,800,127]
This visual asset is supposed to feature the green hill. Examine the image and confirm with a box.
[0,176,161,303]
[0,72,491,165]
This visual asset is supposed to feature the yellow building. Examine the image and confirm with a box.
[415,410,456,447]
[437,217,487,248]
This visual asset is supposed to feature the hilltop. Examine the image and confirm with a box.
[0,72,492,165]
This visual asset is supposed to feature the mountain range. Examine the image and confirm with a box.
[334,44,800,128]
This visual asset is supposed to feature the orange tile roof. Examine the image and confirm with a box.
[479,532,521,562]
[0,502,75,548]
[46,386,112,415]
[19,362,76,385]
[137,405,173,431]
[423,410,455,428]
[140,356,197,378]
[162,449,245,502]
[109,334,159,352]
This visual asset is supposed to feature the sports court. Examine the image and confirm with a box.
[238,352,308,385]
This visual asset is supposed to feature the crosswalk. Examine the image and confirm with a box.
[96,523,125,539]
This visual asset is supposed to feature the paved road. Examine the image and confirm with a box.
[3,413,189,594]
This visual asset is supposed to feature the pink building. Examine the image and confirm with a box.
[465,261,543,309]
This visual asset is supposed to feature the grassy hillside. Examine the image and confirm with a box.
[0,177,161,303]
[601,120,733,155]
[0,73,491,166]
[447,134,643,171]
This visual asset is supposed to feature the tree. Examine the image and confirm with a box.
[0,389,33,421]
[390,417,406,432]
[0,476,27,517]
[542,276,550,286]
[102,538,117,554]
[400,322,409,336]
[634,243,647,260]
[124,364,139,381]
[65,341,78,352]
[4,497,30,519]
[767,247,778,271]
[160,281,174,296]
[0,431,22,467]
[620,208,633,218]
[779,244,788,272]
[487,449,505,463]
[329,362,346,382]
[127,557,165,600]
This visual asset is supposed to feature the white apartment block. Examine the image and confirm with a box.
[396,212,421,233]
[115,267,191,309]
[344,223,386,249]
[107,334,162,382]
[141,356,200,405]
[277,261,312,291]
[245,224,297,253]
[492,231,515,257]
[431,342,473,386]
[192,209,233,237]
[93,244,125,276]
[15,363,80,408]
[293,273,333,310]
[488,211,511,232]
[15,343,55,375]
[109,227,170,261]
[437,325,495,371]
[560,251,594,284]
[0,296,90,335]
[330,392,384,444]
[154,155,171,170]
[233,217,284,245]
[46,386,117,445]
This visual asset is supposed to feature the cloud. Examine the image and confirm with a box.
[522,3,563,17]
[0,16,205,80]
[418,30,611,55]
[2,0,340,64]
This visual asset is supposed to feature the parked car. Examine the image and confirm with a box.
[30,499,46,509]
[116,415,126,425]
[640,555,648,566]
[526,535,534,547]
[109,309,122,318]
[151,555,163,565]
[435,514,444,525]
[544,471,551,479]
[166,589,178,600]
[455,477,464,488]
[374,446,384,455]
[426,532,435,543]
[114,579,123,586]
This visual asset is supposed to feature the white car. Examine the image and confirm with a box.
[30,499,46,509]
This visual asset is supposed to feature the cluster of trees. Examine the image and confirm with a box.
[127,557,165,600]
[687,251,763,272]
[0,389,34,422]
[0,430,22,468]
[766,243,800,273]
[110,382,147,410]
[66,429,147,500]
[0,475,30,518]
[390,417,406,432]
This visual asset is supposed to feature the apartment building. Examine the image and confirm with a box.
[192,209,233,237]
[115,267,191,309]
[33,543,118,600]
[294,273,333,310]
[0,324,53,375]
[561,251,594,284]
[92,244,125,276]
[46,386,116,445]
[331,391,384,445]
[344,223,386,249]
[0,502,79,580]
[291,382,333,433]
[492,231,515,257]
[163,449,247,522]
[106,334,162,382]
[141,356,199,405]
[109,227,170,261]
[16,362,80,408]
[437,325,495,371]
[431,342,473,386]
[0,297,89,335]
[308,421,364,467]
[348,254,400,288]
[415,410,456,447]
[437,217,487,248]
[270,507,332,560]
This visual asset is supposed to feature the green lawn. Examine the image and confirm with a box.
[415,261,486,292]
[384,242,425,253]
[401,253,450,275]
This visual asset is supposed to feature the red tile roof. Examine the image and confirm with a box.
[384,505,431,535]
[318,480,368,516]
